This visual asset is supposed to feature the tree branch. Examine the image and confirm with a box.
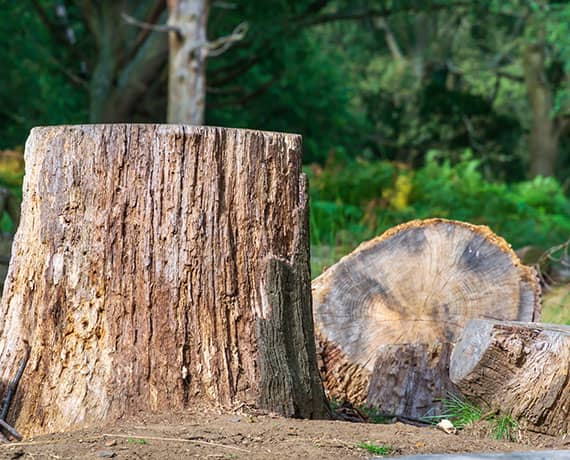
[496,70,525,82]
[210,74,280,108]
[128,0,167,63]
[374,18,404,61]
[122,12,181,36]
[205,22,248,57]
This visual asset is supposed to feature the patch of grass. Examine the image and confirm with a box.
[492,415,519,441]
[424,394,521,442]
[356,442,392,455]
[127,438,147,445]
[542,285,570,325]
[422,393,483,428]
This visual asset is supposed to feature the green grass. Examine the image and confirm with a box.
[542,285,570,325]
[422,393,483,429]
[356,442,392,455]
[492,415,519,441]
[127,438,147,445]
[423,394,522,441]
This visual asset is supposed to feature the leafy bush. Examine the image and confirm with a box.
[307,151,570,266]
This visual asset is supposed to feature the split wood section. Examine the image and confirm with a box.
[313,219,541,418]
[0,124,329,436]
[451,319,570,436]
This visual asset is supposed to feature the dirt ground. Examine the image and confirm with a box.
[0,407,568,460]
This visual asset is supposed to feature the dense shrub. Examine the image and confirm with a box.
[307,151,570,251]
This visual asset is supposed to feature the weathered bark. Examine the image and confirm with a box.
[523,44,560,178]
[450,319,570,437]
[313,219,541,416]
[167,0,209,124]
[0,124,329,437]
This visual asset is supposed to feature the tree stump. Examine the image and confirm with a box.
[450,319,570,436]
[313,219,541,417]
[0,124,329,436]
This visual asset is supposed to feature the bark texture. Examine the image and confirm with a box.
[167,0,209,124]
[313,218,541,416]
[0,124,329,436]
[366,343,455,419]
[450,319,570,436]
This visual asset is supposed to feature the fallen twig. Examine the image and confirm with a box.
[103,433,251,452]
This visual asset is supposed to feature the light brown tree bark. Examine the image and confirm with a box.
[450,319,570,436]
[167,0,209,124]
[0,124,329,437]
[313,219,541,418]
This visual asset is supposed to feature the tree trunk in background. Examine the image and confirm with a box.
[451,320,570,436]
[313,219,541,418]
[167,0,209,124]
[87,1,168,122]
[523,44,560,178]
[0,124,329,437]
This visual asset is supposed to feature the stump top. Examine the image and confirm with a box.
[30,124,302,140]
[313,218,540,370]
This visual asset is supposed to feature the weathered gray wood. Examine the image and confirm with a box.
[0,124,329,437]
[313,219,541,415]
[451,319,570,436]
[367,343,456,419]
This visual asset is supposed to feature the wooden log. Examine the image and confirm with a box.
[450,319,570,436]
[313,219,541,417]
[0,124,329,436]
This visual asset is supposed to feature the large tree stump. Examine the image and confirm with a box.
[313,219,541,418]
[450,319,570,436]
[0,124,329,436]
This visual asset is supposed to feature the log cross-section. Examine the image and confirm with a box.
[313,219,541,417]
[0,124,329,436]
[450,319,570,436]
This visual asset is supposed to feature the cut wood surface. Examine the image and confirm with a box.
[450,319,570,436]
[0,124,329,436]
[313,218,541,416]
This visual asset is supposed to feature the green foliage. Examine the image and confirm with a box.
[422,393,483,428]
[356,442,392,456]
[127,438,147,445]
[0,0,88,148]
[207,5,367,164]
[423,394,520,441]
[492,415,520,441]
[308,153,570,277]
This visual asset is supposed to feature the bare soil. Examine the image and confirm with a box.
[0,407,568,460]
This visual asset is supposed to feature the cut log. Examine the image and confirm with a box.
[450,319,570,436]
[0,124,329,436]
[313,219,541,418]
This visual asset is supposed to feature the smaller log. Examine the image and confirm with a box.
[450,319,570,436]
